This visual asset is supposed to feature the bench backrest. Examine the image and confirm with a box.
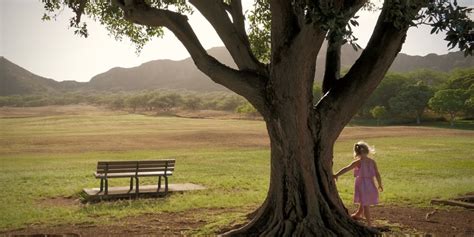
[96,160,175,175]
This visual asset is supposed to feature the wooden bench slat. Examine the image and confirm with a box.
[97,160,175,166]
[96,163,175,168]
[98,165,138,168]
[97,165,137,170]
[97,162,136,166]
[96,166,175,170]
[94,172,135,177]
[96,168,175,173]
[137,163,175,168]
[96,165,175,170]
[97,164,167,168]
[139,166,175,170]
[136,168,175,172]
[96,169,138,173]
[94,171,174,178]
[140,171,173,176]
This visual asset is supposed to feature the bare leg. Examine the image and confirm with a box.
[351,204,364,220]
[363,205,371,226]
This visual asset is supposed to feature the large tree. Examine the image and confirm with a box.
[389,82,433,124]
[42,0,473,235]
[429,89,468,126]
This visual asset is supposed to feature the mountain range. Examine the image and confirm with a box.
[1,46,473,96]
[0,57,84,96]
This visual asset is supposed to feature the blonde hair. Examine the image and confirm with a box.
[354,141,375,157]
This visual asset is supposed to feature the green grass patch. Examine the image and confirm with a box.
[333,137,474,206]
[0,148,269,230]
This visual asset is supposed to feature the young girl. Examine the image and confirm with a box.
[334,141,383,227]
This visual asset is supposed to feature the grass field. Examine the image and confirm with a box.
[1,105,473,234]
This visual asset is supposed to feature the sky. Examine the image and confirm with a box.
[0,0,473,82]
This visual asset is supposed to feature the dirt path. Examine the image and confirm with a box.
[366,205,473,236]
[3,206,473,236]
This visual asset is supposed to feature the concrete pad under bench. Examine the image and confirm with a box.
[82,183,206,201]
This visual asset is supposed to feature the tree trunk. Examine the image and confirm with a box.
[450,113,455,127]
[224,97,374,236]
[224,46,375,237]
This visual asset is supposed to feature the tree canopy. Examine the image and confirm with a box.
[42,0,473,56]
[389,82,433,124]
[429,88,467,125]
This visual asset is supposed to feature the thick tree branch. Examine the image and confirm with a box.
[269,25,327,117]
[322,0,366,94]
[228,0,246,40]
[323,38,342,94]
[270,0,300,64]
[317,1,424,144]
[269,1,329,101]
[189,0,266,74]
[114,0,267,111]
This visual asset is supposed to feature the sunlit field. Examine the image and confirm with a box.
[1,106,473,234]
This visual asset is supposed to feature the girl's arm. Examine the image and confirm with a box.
[334,159,360,180]
[374,161,383,191]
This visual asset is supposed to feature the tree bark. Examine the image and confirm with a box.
[323,39,341,94]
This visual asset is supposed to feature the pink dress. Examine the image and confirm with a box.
[353,158,379,205]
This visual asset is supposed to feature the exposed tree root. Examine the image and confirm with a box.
[222,199,378,237]
[431,199,474,209]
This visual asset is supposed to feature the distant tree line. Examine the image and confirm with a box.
[0,68,472,124]
[310,68,473,125]
[0,90,253,115]
[356,68,473,125]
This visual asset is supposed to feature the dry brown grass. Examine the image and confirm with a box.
[0,132,270,154]
[1,105,472,155]
[339,126,472,140]
[0,105,126,118]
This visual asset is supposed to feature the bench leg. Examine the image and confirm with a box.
[129,177,134,191]
[135,177,139,195]
[157,176,162,192]
[164,176,169,194]
[105,179,108,195]
[100,178,104,192]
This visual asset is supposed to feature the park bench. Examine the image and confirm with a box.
[94,159,175,195]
